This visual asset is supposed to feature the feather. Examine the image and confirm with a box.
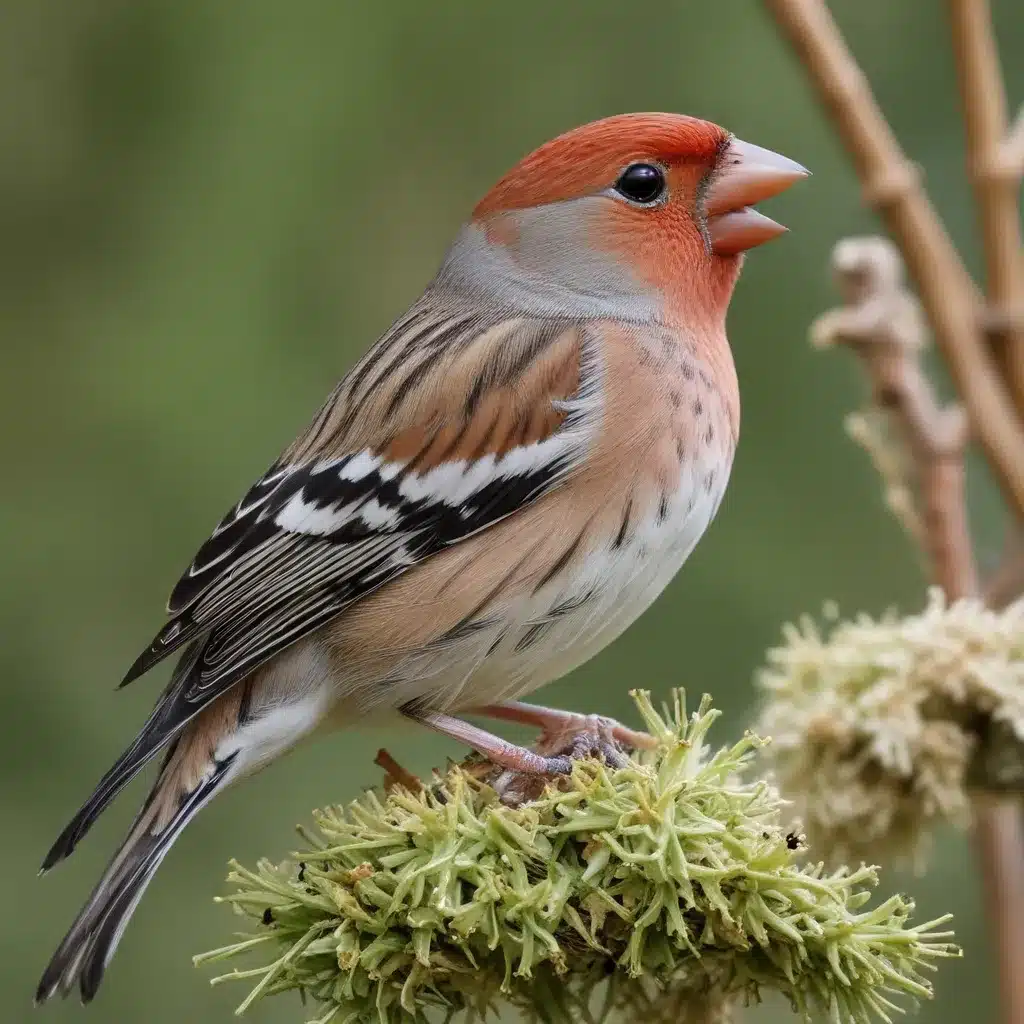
[116,303,600,721]
[36,751,237,1004]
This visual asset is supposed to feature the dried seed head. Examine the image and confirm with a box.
[197,691,959,1024]
[756,590,1024,870]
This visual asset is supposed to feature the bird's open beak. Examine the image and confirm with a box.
[706,138,808,256]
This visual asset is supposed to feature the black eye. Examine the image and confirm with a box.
[614,163,666,205]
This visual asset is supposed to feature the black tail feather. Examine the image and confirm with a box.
[35,755,234,1005]
[40,640,208,873]
[39,730,171,875]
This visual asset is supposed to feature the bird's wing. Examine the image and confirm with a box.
[38,302,606,957]
[123,301,602,705]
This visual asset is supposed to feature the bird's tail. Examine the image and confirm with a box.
[35,750,235,1005]
[39,639,208,874]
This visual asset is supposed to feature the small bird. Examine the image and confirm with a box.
[36,112,806,1003]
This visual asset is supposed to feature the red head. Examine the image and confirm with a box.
[435,113,806,335]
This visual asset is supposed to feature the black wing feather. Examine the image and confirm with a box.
[122,405,585,693]
[44,314,596,874]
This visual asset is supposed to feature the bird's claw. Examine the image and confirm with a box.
[489,715,633,805]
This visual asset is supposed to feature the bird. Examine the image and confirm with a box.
[35,112,806,1004]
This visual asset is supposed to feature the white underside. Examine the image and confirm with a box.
[372,454,730,712]
[216,641,336,777]
[223,459,730,775]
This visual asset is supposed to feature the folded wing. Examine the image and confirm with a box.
[43,301,602,869]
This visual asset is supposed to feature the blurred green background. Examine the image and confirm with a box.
[2,0,1019,1021]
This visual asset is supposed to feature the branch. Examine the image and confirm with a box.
[942,24,1024,1024]
[971,797,1024,1024]
[764,0,1024,522]
[984,531,1024,608]
[763,13,1024,1023]
[948,0,1024,423]
[373,748,423,793]
[812,237,979,598]
[814,236,1023,1024]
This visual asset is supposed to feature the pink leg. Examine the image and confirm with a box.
[470,700,657,751]
[406,708,573,774]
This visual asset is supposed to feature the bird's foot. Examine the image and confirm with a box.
[404,703,648,806]
[487,714,633,805]
[470,701,656,755]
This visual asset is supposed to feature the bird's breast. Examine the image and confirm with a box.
[437,326,736,704]
[360,434,734,714]
[468,444,731,701]
[321,321,736,715]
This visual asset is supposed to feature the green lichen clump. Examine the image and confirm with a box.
[756,590,1024,870]
[196,691,958,1024]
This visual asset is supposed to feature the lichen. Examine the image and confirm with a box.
[197,690,957,1024]
[756,589,1024,870]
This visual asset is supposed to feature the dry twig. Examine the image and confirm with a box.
[765,0,1024,521]
[766,4,1024,1022]
[813,235,1024,1024]
[812,237,978,597]
[972,795,1024,1024]
[948,0,1024,423]
[373,748,423,793]
[985,531,1024,608]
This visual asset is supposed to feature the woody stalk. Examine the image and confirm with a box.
[762,2,1024,1024]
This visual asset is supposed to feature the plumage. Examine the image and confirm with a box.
[36,112,807,1005]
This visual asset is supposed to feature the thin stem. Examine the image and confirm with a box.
[811,237,979,596]
[764,0,1024,521]
[948,0,1024,427]
[971,797,1024,1024]
[374,748,423,793]
[984,531,1024,608]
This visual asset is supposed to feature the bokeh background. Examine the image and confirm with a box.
[2,1,1020,1021]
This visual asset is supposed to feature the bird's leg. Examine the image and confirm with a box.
[405,704,648,806]
[470,700,657,754]
[404,708,574,775]
[406,698,656,778]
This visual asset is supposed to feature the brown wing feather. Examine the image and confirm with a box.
[286,309,581,464]
[120,297,596,696]
[43,308,597,882]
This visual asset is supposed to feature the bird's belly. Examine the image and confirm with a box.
[399,458,728,712]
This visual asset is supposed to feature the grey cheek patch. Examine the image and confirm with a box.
[431,208,665,324]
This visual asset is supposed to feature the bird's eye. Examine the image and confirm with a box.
[614,163,666,205]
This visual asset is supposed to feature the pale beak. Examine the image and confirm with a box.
[706,138,808,256]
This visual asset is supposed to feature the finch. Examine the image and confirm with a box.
[36,112,806,1003]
